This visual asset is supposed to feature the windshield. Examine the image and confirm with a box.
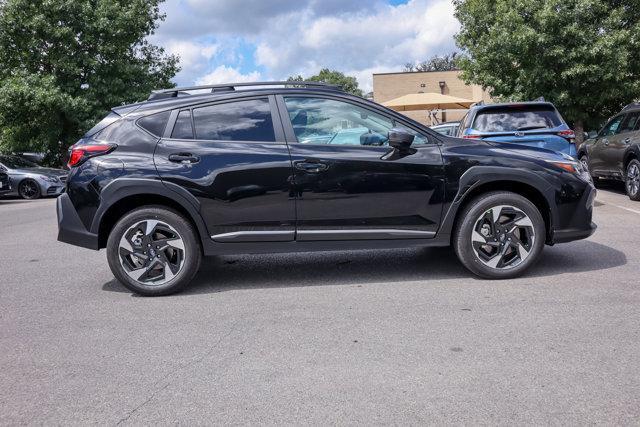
[472,106,563,132]
[0,155,38,169]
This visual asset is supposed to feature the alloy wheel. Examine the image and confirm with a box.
[19,180,40,199]
[627,162,640,197]
[471,205,535,270]
[118,220,186,286]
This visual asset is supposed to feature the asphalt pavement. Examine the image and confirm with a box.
[1,183,639,425]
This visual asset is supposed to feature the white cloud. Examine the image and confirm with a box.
[164,41,219,69]
[153,0,460,90]
[196,65,262,85]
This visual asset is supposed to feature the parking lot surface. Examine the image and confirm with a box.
[1,184,639,425]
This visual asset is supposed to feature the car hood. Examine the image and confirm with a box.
[9,167,67,176]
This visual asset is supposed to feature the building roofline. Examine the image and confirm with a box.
[372,69,461,77]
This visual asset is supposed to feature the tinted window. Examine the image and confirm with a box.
[171,110,194,139]
[0,155,38,169]
[619,112,640,134]
[600,115,624,137]
[84,112,120,137]
[472,106,563,132]
[284,97,428,146]
[193,98,275,142]
[138,111,171,137]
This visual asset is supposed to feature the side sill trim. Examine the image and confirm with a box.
[297,229,435,241]
[211,230,295,242]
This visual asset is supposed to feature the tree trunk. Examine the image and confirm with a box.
[574,120,585,145]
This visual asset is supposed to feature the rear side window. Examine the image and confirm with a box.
[619,112,640,134]
[171,110,194,139]
[192,98,275,142]
[84,112,120,137]
[138,111,171,137]
[472,106,562,132]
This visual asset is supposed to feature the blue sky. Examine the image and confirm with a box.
[150,0,459,92]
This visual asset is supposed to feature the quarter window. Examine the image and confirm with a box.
[171,110,194,139]
[193,98,275,142]
[283,97,427,146]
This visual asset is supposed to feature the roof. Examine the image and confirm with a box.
[470,101,556,110]
[381,92,475,111]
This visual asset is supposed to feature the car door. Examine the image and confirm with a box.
[154,95,296,242]
[590,114,625,176]
[276,94,444,241]
[614,112,640,174]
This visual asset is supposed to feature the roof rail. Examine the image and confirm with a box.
[148,81,342,101]
[622,101,640,112]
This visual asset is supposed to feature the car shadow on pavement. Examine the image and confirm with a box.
[102,240,626,296]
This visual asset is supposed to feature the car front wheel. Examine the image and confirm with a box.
[454,191,546,279]
[626,159,640,201]
[18,179,41,199]
[106,206,202,296]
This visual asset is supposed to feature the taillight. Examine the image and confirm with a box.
[463,134,482,139]
[67,143,117,168]
[557,129,576,141]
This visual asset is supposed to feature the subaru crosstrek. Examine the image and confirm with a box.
[57,82,596,296]
[458,102,577,156]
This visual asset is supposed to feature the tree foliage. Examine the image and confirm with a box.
[0,0,179,164]
[288,69,363,97]
[454,0,640,133]
[403,53,460,72]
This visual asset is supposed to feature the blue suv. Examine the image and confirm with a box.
[457,102,577,157]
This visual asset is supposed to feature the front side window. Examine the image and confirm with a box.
[193,98,275,142]
[283,97,427,146]
[600,115,625,137]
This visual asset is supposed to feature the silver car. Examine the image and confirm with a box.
[0,155,68,199]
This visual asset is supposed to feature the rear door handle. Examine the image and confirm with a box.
[625,137,631,144]
[168,153,200,164]
[603,139,609,146]
[294,161,328,173]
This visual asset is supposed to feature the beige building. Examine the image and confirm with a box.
[372,70,492,126]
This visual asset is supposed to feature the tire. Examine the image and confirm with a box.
[106,206,202,296]
[625,159,640,201]
[453,191,546,279]
[18,179,41,199]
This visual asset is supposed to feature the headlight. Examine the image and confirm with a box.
[42,176,59,183]
[545,160,591,181]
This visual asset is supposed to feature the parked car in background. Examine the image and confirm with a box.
[578,102,640,200]
[430,121,460,136]
[57,81,595,296]
[457,102,577,156]
[0,171,11,196]
[0,155,67,199]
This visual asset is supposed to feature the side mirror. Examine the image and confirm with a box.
[588,131,598,139]
[388,128,414,150]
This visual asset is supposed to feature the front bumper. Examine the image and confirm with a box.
[549,181,597,244]
[56,193,99,250]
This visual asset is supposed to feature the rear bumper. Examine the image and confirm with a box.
[56,193,99,250]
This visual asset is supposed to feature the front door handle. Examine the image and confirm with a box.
[625,137,631,144]
[168,153,200,164]
[294,161,328,173]
[603,139,610,146]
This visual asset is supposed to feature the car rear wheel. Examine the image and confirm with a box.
[453,191,545,279]
[18,179,41,199]
[106,206,202,296]
[626,159,640,201]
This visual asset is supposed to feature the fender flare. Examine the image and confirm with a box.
[90,178,209,241]
[623,145,640,169]
[437,166,555,239]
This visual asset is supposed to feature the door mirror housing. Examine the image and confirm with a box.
[587,131,598,139]
[388,128,414,150]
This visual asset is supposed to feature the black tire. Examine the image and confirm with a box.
[453,191,546,279]
[18,179,41,199]
[625,159,640,201]
[106,206,202,296]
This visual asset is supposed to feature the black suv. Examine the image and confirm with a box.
[578,102,640,200]
[57,82,596,296]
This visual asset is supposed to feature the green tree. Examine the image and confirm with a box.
[288,69,363,97]
[0,0,179,165]
[454,0,640,138]
[403,52,460,72]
